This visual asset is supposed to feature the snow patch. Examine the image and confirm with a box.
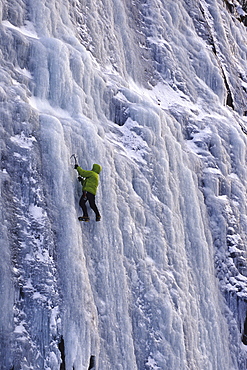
[10,132,36,149]
[2,20,39,39]
[29,96,71,119]
[29,204,45,222]
[146,356,160,369]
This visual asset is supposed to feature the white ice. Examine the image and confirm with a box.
[1,0,247,369]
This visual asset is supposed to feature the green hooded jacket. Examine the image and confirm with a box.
[76,163,102,195]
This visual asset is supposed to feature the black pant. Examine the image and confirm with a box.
[79,192,100,218]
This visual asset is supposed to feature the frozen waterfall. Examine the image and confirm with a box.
[1,0,247,369]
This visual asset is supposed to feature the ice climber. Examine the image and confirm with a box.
[74,163,102,222]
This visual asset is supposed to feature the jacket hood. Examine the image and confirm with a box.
[92,163,102,174]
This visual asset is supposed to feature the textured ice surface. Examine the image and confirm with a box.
[1,0,247,369]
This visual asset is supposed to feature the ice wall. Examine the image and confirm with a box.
[1,0,247,369]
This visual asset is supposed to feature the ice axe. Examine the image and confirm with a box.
[71,154,84,187]
[70,154,78,167]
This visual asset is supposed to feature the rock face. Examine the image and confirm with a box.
[1,0,247,369]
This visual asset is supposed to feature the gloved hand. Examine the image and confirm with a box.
[74,164,78,169]
[78,176,83,182]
